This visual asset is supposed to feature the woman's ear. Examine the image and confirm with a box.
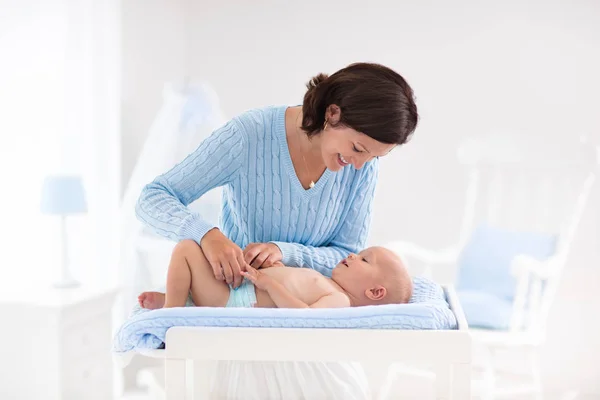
[365,285,387,301]
[326,104,341,125]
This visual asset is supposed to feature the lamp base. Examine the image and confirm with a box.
[54,216,80,289]
[53,279,80,289]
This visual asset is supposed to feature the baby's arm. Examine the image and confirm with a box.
[242,266,349,308]
[263,279,309,308]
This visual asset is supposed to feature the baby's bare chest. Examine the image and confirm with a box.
[265,268,337,304]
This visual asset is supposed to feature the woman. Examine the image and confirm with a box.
[136,62,418,398]
[136,62,418,284]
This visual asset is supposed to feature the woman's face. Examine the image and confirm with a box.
[320,105,396,171]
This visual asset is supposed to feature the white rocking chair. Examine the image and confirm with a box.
[386,131,598,399]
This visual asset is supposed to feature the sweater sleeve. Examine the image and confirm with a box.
[135,119,246,243]
[271,159,379,277]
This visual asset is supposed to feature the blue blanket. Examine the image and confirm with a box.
[112,277,457,354]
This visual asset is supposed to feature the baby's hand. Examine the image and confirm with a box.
[241,265,273,291]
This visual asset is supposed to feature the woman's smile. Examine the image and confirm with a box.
[337,153,350,167]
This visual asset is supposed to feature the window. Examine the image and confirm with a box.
[0,1,121,287]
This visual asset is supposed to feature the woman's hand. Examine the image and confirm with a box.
[241,265,273,291]
[200,228,247,288]
[243,243,283,269]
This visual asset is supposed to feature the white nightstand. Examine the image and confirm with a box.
[0,285,118,400]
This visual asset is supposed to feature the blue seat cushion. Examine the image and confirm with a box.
[456,224,557,329]
[457,289,514,330]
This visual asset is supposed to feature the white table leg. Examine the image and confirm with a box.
[193,360,212,399]
[165,358,186,400]
[435,364,450,400]
[452,363,471,400]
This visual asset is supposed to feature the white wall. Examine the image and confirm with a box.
[121,0,600,395]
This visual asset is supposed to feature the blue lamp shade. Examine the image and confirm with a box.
[40,175,88,215]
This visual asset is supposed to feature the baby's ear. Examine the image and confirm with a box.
[365,285,387,301]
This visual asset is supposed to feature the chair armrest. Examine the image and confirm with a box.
[510,254,559,280]
[509,254,561,332]
[384,240,461,265]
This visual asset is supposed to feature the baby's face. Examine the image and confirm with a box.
[331,246,402,300]
[333,247,389,274]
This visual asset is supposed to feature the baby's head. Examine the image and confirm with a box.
[331,246,412,307]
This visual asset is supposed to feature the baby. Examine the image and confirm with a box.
[139,239,412,310]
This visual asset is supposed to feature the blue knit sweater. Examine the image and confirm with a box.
[135,105,379,276]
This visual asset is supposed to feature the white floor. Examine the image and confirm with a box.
[121,389,599,400]
[119,370,599,400]
[122,392,152,400]
[117,354,598,400]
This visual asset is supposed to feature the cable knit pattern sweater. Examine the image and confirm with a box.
[135,105,379,277]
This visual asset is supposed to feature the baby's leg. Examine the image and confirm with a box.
[164,239,230,308]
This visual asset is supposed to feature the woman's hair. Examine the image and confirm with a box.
[301,62,418,145]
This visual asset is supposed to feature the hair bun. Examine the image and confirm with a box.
[306,73,328,90]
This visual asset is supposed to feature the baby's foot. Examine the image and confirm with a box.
[138,291,166,309]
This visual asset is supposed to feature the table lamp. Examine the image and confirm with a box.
[40,175,87,288]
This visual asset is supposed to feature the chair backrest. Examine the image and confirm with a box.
[456,131,597,335]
